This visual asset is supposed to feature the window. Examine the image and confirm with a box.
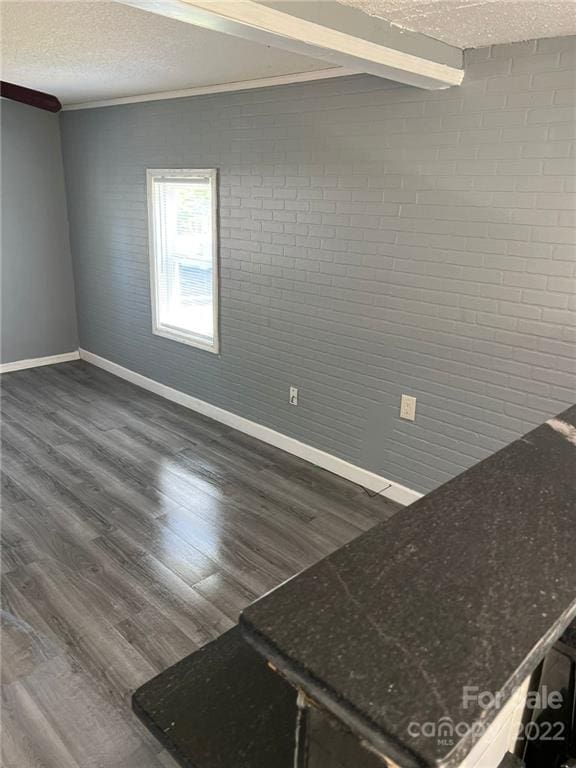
[147,169,218,353]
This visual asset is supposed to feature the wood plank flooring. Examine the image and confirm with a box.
[0,361,400,768]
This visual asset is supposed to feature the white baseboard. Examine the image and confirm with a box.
[79,348,422,507]
[0,351,80,374]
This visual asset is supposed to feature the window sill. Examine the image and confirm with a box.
[153,325,219,355]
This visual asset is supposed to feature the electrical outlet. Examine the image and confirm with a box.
[289,386,298,406]
[400,394,416,421]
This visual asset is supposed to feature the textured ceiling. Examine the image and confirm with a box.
[2,0,575,107]
[337,0,576,48]
[0,1,329,105]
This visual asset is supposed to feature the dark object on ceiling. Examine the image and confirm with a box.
[1,81,62,112]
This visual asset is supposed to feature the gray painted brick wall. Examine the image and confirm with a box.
[60,36,576,495]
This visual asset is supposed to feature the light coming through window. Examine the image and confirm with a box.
[147,169,218,353]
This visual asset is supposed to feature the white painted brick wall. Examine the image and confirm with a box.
[61,36,576,494]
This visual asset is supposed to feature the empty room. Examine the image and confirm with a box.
[1,1,575,767]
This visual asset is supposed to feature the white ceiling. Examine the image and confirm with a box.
[1,0,575,107]
[0,0,329,105]
[338,0,576,49]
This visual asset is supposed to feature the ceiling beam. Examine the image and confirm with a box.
[116,0,464,90]
[0,81,62,112]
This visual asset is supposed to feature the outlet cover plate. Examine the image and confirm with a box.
[400,394,416,421]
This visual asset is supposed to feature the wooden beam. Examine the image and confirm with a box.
[0,81,62,112]
[117,0,464,90]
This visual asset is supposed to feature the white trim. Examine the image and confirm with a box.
[79,348,422,507]
[118,0,463,90]
[147,168,219,355]
[0,351,80,374]
[62,68,358,111]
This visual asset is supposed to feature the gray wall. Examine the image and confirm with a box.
[60,36,576,494]
[1,99,78,364]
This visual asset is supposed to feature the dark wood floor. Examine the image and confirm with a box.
[0,361,400,768]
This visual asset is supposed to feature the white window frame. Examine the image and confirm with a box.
[147,168,219,354]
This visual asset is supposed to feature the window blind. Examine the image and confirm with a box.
[148,170,218,352]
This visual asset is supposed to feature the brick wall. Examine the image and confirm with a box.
[60,36,576,494]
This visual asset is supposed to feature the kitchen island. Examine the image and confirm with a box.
[135,406,576,768]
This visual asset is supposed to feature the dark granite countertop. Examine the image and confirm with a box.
[241,406,576,768]
[133,626,297,768]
